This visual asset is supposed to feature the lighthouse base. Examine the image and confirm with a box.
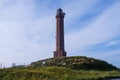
[54,51,66,58]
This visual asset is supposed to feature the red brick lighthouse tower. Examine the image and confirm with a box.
[54,8,67,57]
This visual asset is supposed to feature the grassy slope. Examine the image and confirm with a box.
[31,56,117,70]
[0,66,120,80]
[0,56,119,80]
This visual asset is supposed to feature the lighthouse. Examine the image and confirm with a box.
[54,8,67,57]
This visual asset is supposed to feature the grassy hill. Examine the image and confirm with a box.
[0,56,120,80]
[0,66,120,80]
[31,56,117,70]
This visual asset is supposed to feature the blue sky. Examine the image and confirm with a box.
[0,0,120,67]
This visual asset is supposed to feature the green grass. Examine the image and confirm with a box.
[0,56,119,80]
[0,66,120,80]
[31,56,117,70]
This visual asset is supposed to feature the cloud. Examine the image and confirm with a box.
[104,39,120,47]
[0,0,55,67]
[60,0,115,31]
[66,0,120,54]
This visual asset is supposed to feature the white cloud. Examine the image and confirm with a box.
[0,0,35,21]
[0,0,55,67]
[66,1,120,54]
[62,0,102,27]
[105,39,120,46]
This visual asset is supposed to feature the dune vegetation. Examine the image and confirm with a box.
[0,66,120,80]
[31,56,117,70]
[0,56,120,80]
